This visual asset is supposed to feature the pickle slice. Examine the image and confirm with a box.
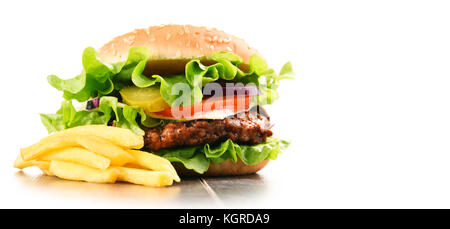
[120,86,170,113]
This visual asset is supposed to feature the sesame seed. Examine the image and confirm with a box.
[166,34,171,40]
[212,36,218,42]
[149,37,156,42]
[226,47,233,51]
[123,35,135,45]
[210,45,214,50]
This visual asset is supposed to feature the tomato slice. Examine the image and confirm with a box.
[150,95,252,120]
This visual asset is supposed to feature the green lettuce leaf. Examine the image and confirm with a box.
[47,47,293,107]
[40,96,162,136]
[156,147,210,174]
[152,137,290,174]
[255,62,294,106]
[48,47,150,102]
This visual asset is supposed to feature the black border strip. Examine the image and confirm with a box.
[1,209,449,227]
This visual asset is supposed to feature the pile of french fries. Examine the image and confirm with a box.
[14,125,180,187]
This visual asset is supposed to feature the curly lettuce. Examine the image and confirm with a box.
[40,96,163,136]
[152,137,290,174]
[47,47,150,102]
[47,46,293,107]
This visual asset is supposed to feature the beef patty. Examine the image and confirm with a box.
[144,109,273,151]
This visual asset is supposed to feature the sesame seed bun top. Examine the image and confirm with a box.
[97,24,259,75]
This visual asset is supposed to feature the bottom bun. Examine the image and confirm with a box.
[173,159,269,177]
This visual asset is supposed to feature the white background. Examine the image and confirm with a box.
[1,0,450,208]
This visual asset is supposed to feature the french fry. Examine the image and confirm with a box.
[28,161,52,176]
[20,136,73,161]
[17,124,180,186]
[14,154,34,169]
[40,147,111,170]
[75,136,135,166]
[115,167,173,187]
[48,125,144,149]
[127,150,180,182]
[21,135,134,166]
[13,155,50,171]
[49,160,119,183]
[39,167,53,176]
[34,161,53,176]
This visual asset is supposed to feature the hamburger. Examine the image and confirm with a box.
[41,24,293,176]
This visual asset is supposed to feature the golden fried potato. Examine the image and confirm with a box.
[39,168,53,176]
[40,147,111,170]
[16,124,180,186]
[21,135,134,166]
[49,160,119,183]
[14,155,50,170]
[49,125,143,149]
[35,161,53,176]
[115,167,173,187]
[127,150,180,182]
[14,154,33,169]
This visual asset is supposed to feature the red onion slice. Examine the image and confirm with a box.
[86,98,100,110]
